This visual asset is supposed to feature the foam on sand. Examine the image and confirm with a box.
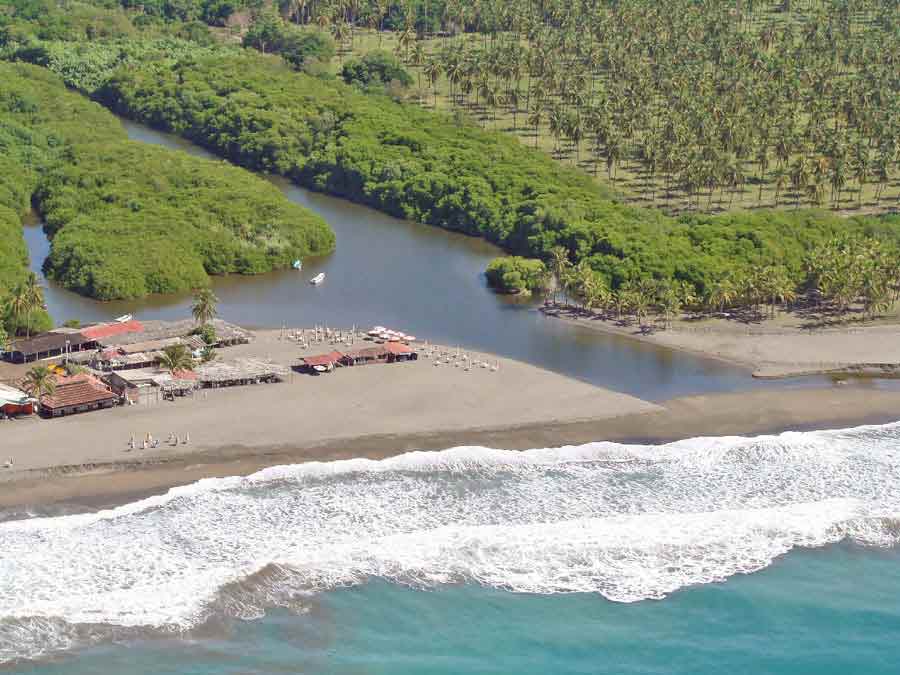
[2,421,900,663]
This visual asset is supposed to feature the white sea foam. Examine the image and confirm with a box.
[3,421,900,662]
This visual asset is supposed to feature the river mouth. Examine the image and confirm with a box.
[19,117,857,400]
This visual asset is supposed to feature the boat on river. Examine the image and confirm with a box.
[309,272,325,285]
[292,260,302,270]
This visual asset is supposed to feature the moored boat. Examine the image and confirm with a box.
[310,272,325,285]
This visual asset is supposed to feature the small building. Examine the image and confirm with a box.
[0,383,35,417]
[104,369,162,403]
[384,342,418,362]
[4,332,95,364]
[300,351,344,373]
[79,320,144,342]
[39,373,118,418]
[340,346,390,366]
[196,359,288,387]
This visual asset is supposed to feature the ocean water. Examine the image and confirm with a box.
[4,423,900,673]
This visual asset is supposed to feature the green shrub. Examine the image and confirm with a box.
[486,257,548,295]
[341,50,412,89]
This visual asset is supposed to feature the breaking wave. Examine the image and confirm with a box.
[3,421,900,663]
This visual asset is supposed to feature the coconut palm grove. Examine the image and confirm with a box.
[0,0,899,337]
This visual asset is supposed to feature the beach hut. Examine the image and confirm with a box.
[384,342,418,362]
[39,374,118,418]
[3,332,95,364]
[300,351,344,373]
[0,384,36,417]
[340,346,391,366]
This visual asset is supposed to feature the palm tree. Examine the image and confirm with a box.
[21,365,56,413]
[24,273,44,338]
[156,344,195,378]
[706,276,737,314]
[548,246,570,304]
[6,285,29,338]
[192,288,218,328]
[659,288,681,329]
[423,58,442,108]
[526,102,543,148]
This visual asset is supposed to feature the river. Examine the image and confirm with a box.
[22,118,838,400]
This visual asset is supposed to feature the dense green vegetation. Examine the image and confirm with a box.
[341,50,411,89]
[3,0,900,325]
[243,10,335,69]
[0,58,334,313]
[36,141,335,299]
[485,256,547,294]
[227,0,900,215]
[0,61,118,334]
[77,50,897,297]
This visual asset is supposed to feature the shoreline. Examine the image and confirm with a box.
[3,386,899,510]
[541,305,900,379]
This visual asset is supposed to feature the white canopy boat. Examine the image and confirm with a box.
[309,272,325,285]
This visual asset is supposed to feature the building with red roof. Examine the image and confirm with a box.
[79,320,144,341]
[40,373,118,418]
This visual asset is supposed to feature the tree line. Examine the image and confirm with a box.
[501,232,900,328]
[384,0,900,214]
[16,37,900,305]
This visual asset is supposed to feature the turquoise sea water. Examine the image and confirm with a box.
[12,546,900,675]
[5,425,900,673]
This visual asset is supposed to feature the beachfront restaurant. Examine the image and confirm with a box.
[300,351,344,373]
[340,343,418,366]
[340,346,388,366]
[3,331,96,364]
[384,342,418,362]
[39,373,119,418]
[0,384,36,417]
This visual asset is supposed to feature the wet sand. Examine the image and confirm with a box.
[544,307,900,378]
[2,386,899,510]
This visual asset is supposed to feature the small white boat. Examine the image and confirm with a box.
[309,273,325,285]
[115,314,132,323]
[292,260,302,270]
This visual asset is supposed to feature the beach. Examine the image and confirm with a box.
[3,324,900,508]
[543,305,900,378]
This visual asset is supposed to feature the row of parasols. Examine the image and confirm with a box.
[367,326,417,343]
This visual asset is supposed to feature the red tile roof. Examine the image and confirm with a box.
[302,351,344,367]
[384,342,414,355]
[42,375,117,411]
[80,320,144,341]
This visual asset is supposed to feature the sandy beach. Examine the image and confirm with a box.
[4,328,900,510]
[3,366,900,509]
[543,306,900,378]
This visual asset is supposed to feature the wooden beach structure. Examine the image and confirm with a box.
[299,351,344,373]
[105,359,288,401]
[3,332,96,364]
[39,373,118,418]
[300,343,418,373]
[195,359,289,387]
